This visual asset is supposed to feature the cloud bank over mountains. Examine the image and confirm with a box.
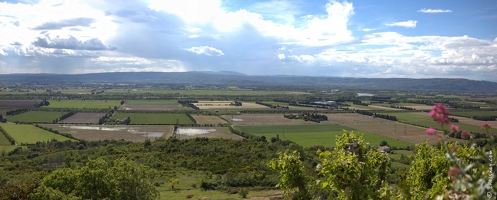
[0,0,496,81]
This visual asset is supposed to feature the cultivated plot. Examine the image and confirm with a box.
[112,113,195,125]
[0,124,75,144]
[47,100,121,109]
[410,112,497,133]
[391,112,493,133]
[194,101,268,110]
[321,113,440,144]
[0,100,39,108]
[5,111,67,123]
[175,127,243,140]
[191,115,227,125]
[221,114,316,125]
[59,113,106,124]
[119,105,189,111]
[236,124,412,148]
[41,124,174,142]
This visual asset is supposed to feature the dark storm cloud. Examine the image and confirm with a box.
[32,17,96,30]
[32,36,112,50]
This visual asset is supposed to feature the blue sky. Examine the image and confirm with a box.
[1,0,496,81]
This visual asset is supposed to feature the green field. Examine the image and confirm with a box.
[0,132,11,145]
[0,146,26,153]
[47,100,121,109]
[112,113,194,125]
[386,112,492,133]
[124,100,180,105]
[236,125,412,148]
[450,110,497,118]
[0,124,75,144]
[5,111,67,123]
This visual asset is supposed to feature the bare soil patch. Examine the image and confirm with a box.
[191,115,227,125]
[195,101,268,109]
[59,113,106,124]
[119,105,191,111]
[221,114,315,125]
[41,124,174,142]
[0,100,39,108]
[321,113,439,144]
[175,127,243,140]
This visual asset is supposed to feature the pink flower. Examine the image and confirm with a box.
[429,104,450,125]
[481,123,491,130]
[426,128,436,135]
[448,167,461,177]
[461,131,470,139]
[450,124,460,132]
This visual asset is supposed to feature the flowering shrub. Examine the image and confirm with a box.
[422,104,496,199]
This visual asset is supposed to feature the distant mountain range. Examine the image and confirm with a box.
[0,71,496,92]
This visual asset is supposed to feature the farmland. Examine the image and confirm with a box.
[59,113,106,124]
[236,124,412,148]
[0,100,39,108]
[119,100,190,111]
[5,111,67,123]
[112,112,195,125]
[321,113,441,144]
[0,124,75,144]
[194,101,269,110]
[176,127,242,140]
[222,114,316,125]
[450,110,497,118]
[387,112,495,133]
[47,100,121,109]
[41,124,174,142]
[0,132,11,145]
[191,115,227,125]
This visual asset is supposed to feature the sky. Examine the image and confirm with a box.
[1,0,497,81]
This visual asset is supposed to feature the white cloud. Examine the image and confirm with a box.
[418,9,452,13]
[361,28,378,32]
[185,46,224,56]
[385,20,417,28]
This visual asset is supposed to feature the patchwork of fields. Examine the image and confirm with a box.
[0,96,494,151]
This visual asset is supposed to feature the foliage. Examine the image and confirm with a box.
[30,158,159,200]
[271,131,392,199]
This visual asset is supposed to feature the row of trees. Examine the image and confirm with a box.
[355,110,398,121]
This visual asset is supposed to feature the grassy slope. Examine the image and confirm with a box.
[0,124,75,144]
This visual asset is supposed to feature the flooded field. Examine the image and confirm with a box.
[41,124,174,142]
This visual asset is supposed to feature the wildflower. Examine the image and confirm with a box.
[429,104,450,125]
[461,131,470,139]
[481,123,491,130]
[450,124,460,132]
[448,167,461,178]
[426,128,436,135]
